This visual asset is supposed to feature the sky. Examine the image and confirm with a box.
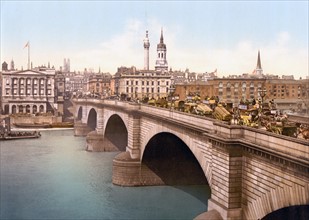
[1,1,308,79]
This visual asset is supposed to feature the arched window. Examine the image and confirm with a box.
[39,105,44,113]
[18,105,23,113]
[33,105,37,114]
[26,105,31,113]
[12,105,17,114]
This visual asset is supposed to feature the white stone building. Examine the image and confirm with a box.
[1,69,56,114]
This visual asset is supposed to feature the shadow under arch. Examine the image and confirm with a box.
[77,106,82,121]
[104,114,128,151]
[142,132,210,204]
[142,132,208,185]
[87,108,97,130]
[262,205,309,220]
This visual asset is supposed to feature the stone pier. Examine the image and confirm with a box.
[86,131,120,152]
[74,121,93,136]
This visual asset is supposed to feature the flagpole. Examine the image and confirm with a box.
[28,42,30,70]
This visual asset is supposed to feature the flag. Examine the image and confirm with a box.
[24,41,29,49]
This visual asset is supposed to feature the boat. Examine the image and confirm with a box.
[0,131,41,141]
[51,122,74,128]
[13,123,52,128]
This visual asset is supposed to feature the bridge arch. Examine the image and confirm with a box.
[77,106,82,121]
[142,132,209,186]
[245,182,309,219]
[140,122,213,186]
[87,108,97,131]
[104,114,128,151]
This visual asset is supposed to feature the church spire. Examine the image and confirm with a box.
[155,28,168,72]
[254,50,263,76]
[160,28,164,44]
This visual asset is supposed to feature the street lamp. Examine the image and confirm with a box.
[258,88,267,121]
[258,88,267,105]
[168,86,176,109]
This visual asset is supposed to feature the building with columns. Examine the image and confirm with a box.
[1,69,56,115]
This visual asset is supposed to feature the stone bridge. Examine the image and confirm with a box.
[73,98,309,220]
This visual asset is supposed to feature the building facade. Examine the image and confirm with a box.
[114,67,171,99]
[1,69,56,114]
[87,73,112,97]
[174,77,309,112]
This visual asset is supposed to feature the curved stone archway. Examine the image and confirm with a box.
[87,108,97,131]
[104,114,128,151]
[77,106,82,121]
[244,182,309,219]
[142,132,208,186]
[139,120,213,187]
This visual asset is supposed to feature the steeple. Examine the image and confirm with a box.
[254,50,263,76]
[160,28,164,44]
[155,28,168,72]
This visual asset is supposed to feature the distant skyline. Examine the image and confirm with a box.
[1,1,308,79]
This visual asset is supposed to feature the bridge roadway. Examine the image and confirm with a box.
[73,98,309,220]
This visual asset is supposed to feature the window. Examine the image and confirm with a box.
[27,79,31,85]
[5,89,10,95]
[27,89,31,95]
[40,89,44,95]
[157,81,160,86]
[135,81,138,85]
[152,81,154,86]
[47,79,51,85]
[20,88,24,94]
[6,79,9,85]
[34,89,37,95]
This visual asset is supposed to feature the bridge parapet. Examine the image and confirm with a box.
[139,104,216,131]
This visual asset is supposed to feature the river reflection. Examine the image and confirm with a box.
[0,129,210,219]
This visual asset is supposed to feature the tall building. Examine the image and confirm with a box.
[143,30,150,70]
[63,58,70,72]
[155,28,168,72]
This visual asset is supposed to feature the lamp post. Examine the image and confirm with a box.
[258,88,267,107]
[258,88,267,126]
[168,86,176,109]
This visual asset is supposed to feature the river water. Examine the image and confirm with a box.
[0,129,210,220]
